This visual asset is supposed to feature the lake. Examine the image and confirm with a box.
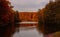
[13,27,43,37]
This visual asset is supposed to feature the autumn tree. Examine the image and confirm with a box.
[0,0,21,37]
[38,1,60,34]
[37,9,45,33]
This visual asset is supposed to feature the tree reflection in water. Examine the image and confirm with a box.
[13,27,43,37]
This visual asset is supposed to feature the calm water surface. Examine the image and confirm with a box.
[13,27,43,37]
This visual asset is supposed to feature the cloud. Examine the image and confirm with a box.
[10,0,49,12]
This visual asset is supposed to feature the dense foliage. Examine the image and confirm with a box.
[0,0,21,37]
[38,1,60,34]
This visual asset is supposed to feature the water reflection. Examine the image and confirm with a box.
[13,27,43,37]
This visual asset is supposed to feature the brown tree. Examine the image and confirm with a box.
[0,0,20,37]
[38,1,60,34]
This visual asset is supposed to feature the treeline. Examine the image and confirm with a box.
[38,1,60,34]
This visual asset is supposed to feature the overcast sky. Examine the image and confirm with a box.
[9,0,50,12]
